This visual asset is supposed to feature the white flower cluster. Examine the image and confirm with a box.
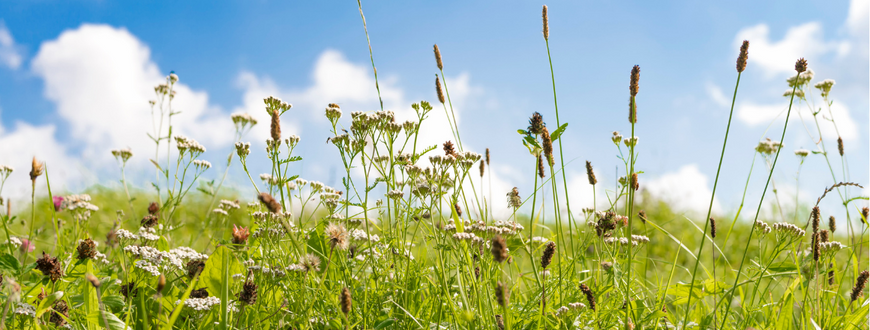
[0,165,12,177]
[64,194,99,212]
[220,200,240,210]
[452,232,484,245]
[213,208,228,216]
[193,160,212,170]
[179,296,221,311]
[787,69,814,87]
[794,149,810,157]
[603,237,636,246]
[235,142,251,157]
[814,79,835,97]
[772,222,805,238]
[819,241,845,254]
[782,89,805,98]
[623,136,639,147]
[95,251,110,264]
[125,245,207,275]
[260,174,281,186]
[755,139,782,155]
[111,148,133,163]
[138,227,160,241]
[248,264,286,278]
[466,220,524,236]
[325,105,342,122]
[116,229,138,240]
[387,189,404,199]
[14,302,35,317]
[134,260,161,276]
[231,113,258,126]
[754,220,772,235]
[631,235,650,244]
[175,135,206,153]
[6,236,21,248]
[349,229,380,243]
[531,236,549,243]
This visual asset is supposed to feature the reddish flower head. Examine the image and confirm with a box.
[53,196,64,212]
[232,225,250,245]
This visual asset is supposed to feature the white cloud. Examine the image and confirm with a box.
[0,122,78,198]
[31,24,234,168]
[642,164,722,216]
[846,0,869,37]
[737,100,857,140]
[734,22,849,77]
[706,83,730,107]
[0,21,22,69]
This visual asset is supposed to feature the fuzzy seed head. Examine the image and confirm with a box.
[270,110,281,141]
[630,65,640,97]
[585,161,597,185]
[29,157,44,181]
[829,215,836,233]
[326,222,349,250]
[479,159,485,177]
[485,148,490,165]
[433,44,443,70]
[537,154,545,179]
[541,241,556,269]
[340,287,352,316]
[851,270,869,302]
[820,229,829,243]
[631,173,639,191]
[443,141,456,157]
[541,127,554,167]
[837,137,844,156]
[580,283,596,311]
[76,238,96,260]
[811,206,821,233]
[812,232,820,261]
[737,40,749,73]
[491,235,508,263]
[258,192,282,213]
[795,58,808,73]
[542,5,549,40]
[436,76,445,104]
[709,217,717,238]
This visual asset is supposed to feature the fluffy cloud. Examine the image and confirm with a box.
[0,21,22,69]
[737,98,857,141]
[734,22,849,78]
[642,164,722,216]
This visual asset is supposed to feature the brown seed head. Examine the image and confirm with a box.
[436,76,445,104]
[837,137,844,156]
[828,267,835,286]
[862,207,869,225]
[328,103,340,109]
[737,40,749,73]
[232,224,250,245]
[491,235,508,263]
[528,112,545,135]
[811,206,820,233]
[851,270,869,302]
[270,109,281,141]
[485,148,490,165]
[148,202,160,215]
[30,157,44,181]
[76,238,97,260]
[187,259,205,279]
[586,161,597,185]
[828,215,836,233]
[238,277,258,305]
[141,215,158,228]
[479,159,485,177]
[542,5,549,40]
[495,315,505,330]
[340,287,352,316]
[709,217,717,238]
[630,65,640,97]
[795,58,808,73]
[820,229,829,243]
[812,232,820,261]
[156,274,166,294]
[495,282,508,307]
[190,288,209,299]
[580,283,596,311]
[638,210,647,224]
[50,300,69,327]
[537,154,545,179]
[85,273,101,288]
[454,202,463,218]
[631,172,639,191]
[433,44,443,71]
[443,140,456,157]
[541,127,554,167]
[541,241,556,269]
[258,192,282,213]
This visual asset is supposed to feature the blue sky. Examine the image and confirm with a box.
[0,0,866,222]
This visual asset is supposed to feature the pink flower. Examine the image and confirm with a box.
[19,238,34,253]
[53,196,64,212]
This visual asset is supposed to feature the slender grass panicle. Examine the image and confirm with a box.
[630,65,640,97]
[537,154,545,178]
[542,5,549,40]
[812,232,820,261]
[491,235,508,263]
[737,40,749,73]
[542,127,554,166]
[541,241,556,269]
[340,287,352,316]
[709,218,717,238]
[479,159,485,177]
[851,270,869,303]
[585,161,597,185]
[829,215,836,233]
[811,206,821,233]
[436,76,445,104]
[820,229,829,243]
[580,283,596,311]
[270,110,281,141]
[837,137,844,156]
[433,44,443,70]
[485,148,490,165]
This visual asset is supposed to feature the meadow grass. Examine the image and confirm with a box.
[0,4,867,330]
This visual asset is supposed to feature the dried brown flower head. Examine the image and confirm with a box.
[638,210,647,224]
[709,217,717,238]
[820,229,829,243]
[454,202,463,218]
[258,192,282,213]
[586,161,597,185]
[270,109,281,141]
[443,140,456,157]
[528,112,545,135]
[491,235,508,263]
[29,157,44,181]
[232,225,250,245]
[50,300,69,327]
[76,238,96,260]
[631,172,639,191]
[436,76,446,104]
[851,270,869,303]
[541,241,556,269]
[486,148,490,165]
[737,40,749,73]
[187,259,205,279]
[828,266,835,286]
[580,283,596,311]
[542,5,549,40]
[36,251,63,282]
[238,277,258,305]
[537,154,545,179]
[479,159,485,177]
[837,137,844,156]
[148,201,160,215]
[795,58,808,73]
[829,215,836,233]
[433,44,443,71]
[190,288,209,299]
[340,287,352,316]
[495,281,508,307]
[141,215,158,228]
[541,127,554,166]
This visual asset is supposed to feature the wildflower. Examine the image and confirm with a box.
[631,235,650,244]
[794,149,810,158]
[755,138,782,155]
[50,300,69,327]
[528,112,545,135]
[76,238,97,260]
[300,253,321,272]
[436,76,445,104]
[772,222,806,239]
[814,79,835,98]
[491,235,508,263]
[340,287,352,317]
[35,252,63,282]
[541,241,556,269]
[325,104,342,122]
[851,270,869,303]
[180,296,221,311]
[134,260,161,276]
[795,58,808,73]
[232,225,250,245]
[623,136,639,147]
[506,187,522,209]
[17,238,32,253]
[238,276,258,305]
[235,142,251,158]
[111,148,133,163]
[612,131,623,145]
[13,302,35,317]
[387,189,404,199]
[193,159,211,170]
[148,202,160,215]
[258,192,282,213]
[29,157,44,182]
[53,196,64,212]
[783,89,805,98]
[755,220,772,235]
[326,223,349,250]
[433,44,443,70]
[141,215,159,228]
[187,259,205,278]
[736,40,749,73]
[580,283,596,311]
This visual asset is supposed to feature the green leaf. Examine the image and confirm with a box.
[374,319,395,329]
[83,261,100,330]
[36,291,64,317]
[163,276,199,330]
[101,296,126,313]
[281,156,303,163]
[767,262,798,272]
[549,123,568,141]
[0,253,20,273]
[201,246,242,303]
[87,310,127,330]
[149,159,163,172]
[517,129,529,135]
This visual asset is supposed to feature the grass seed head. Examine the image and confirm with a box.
[270,109,281,141]
[491,235,508,263]
[542,126,554,166]
[585,161,597,185]
[454,202,463,218]
[495,281,508,306]
[630,65,640,97]
[580,283,596,311]
[851,270,869,302]
[433,44,443,70]
[820,229,829,243]
[340,287,352,316]
[631,172,639,191]
[542,5,549,40]
[828,215,836,233]
[537,154,545,178]
[436,76,445,104]
[638,210,647,224]
[811,206,820,233]
[479,160,485,177]
[486,148,490,165]
[812,232,820,261]
[837,137,844,156]
[258,192,282,213]
[828,267,836,286]
[541,241,556,269]
[795,58,808,73]
[709,217,717,238]
[737,40,749,73]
